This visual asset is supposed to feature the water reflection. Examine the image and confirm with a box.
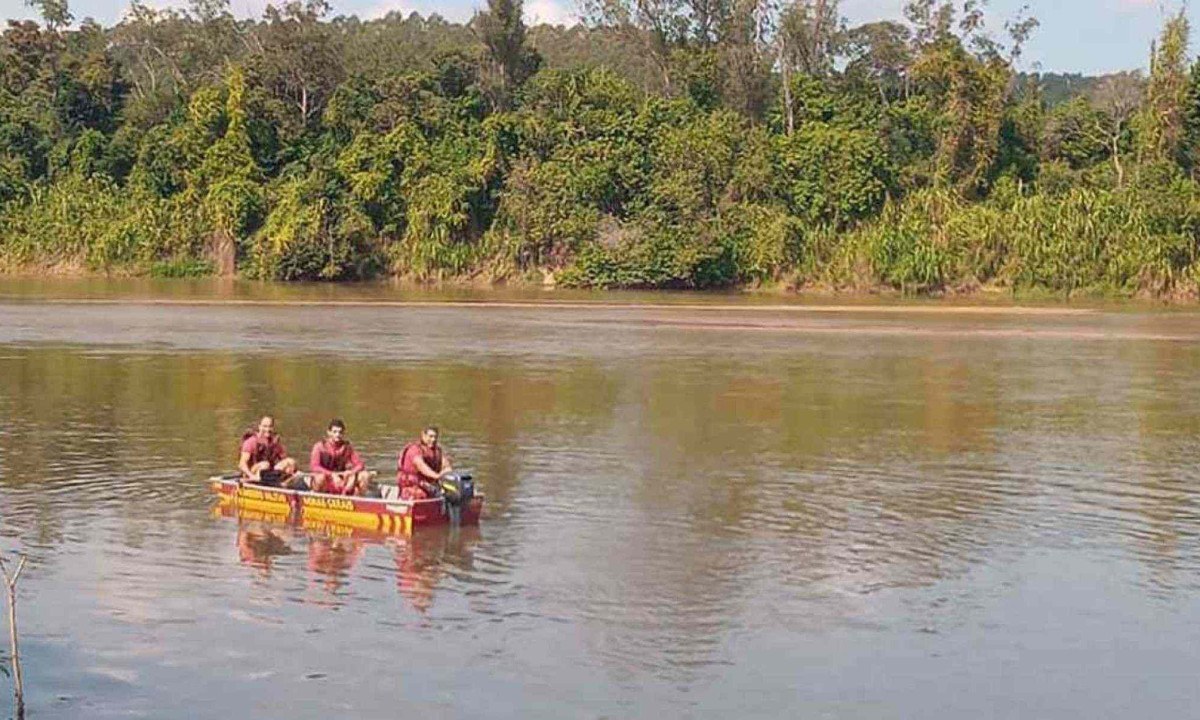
[2,288,1200,718]
[305,536,365,603]
[236,522,294,575]
[392,527,480,614]
[219,503,480,613]
[2,338,1198,602]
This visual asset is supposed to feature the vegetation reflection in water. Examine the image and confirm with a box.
[0,298,1199,717]
[1,338,1198,595]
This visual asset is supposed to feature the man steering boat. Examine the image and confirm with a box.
[396,425,453,500]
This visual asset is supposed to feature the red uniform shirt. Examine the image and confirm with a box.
[397,442,443,487]
[310,439,364,475]
[241,434,287,468]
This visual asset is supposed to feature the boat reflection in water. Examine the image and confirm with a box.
[236,520,294,575]
[217,503,480,611]
[391,523,480,613]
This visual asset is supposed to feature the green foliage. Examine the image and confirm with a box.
[647,110,744,219]
[908,41,1011,195]
[1042,97,1110,169]
[127,125,187,198]
[0,153,27,206]
[252,165,382,281]
[672,48,722,112]
[493,156,603,267]
[1181,59,1200,178]
[198,68,264,237]
[2,6,1200,300]
[776,123,891,225]
[561,203,803,289]
[334,123,418,232]
[778,74,881,132]
[1135,12,1190,166]
[474,0,541,109]
[0,174,207,269]
[713,203,805,283]
[560,218,734,289]
[396,162,487,279]
[832,188,962,292]
[149,257,213,278]
[828,182,1200,296]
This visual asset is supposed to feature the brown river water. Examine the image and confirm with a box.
[0,279,1198,719]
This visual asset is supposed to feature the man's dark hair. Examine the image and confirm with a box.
[329,418,346,431]
[423,425,439,435]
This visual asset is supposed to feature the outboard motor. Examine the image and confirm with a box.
[439,472,474,507]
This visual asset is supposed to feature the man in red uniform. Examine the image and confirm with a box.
[309,419,373,495]
[396,425,453,500]
[238,415,301,487]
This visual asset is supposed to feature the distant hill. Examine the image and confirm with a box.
[1021,72,1115,106]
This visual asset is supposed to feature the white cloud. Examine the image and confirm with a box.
[227,0,274,19]
[122,0,273,21]
[840,0,905,24]
[360,0,422,20]
[360,0,578,26]
[524,0,578,26]
[112,0,578,25]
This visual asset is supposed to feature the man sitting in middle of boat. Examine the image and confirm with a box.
[309,418,373,496]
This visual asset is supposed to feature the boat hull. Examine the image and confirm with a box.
[209,476,483,533]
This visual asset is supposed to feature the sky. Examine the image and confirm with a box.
[0,0,1192,74]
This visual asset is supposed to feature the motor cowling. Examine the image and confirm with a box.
[439,472,474,506]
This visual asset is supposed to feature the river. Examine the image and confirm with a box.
[0,279,1197,719]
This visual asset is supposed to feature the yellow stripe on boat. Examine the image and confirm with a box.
[208,475,483,535]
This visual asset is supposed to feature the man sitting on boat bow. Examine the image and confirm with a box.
[239,415,303,488]
[396,425,453,500]
[310,419,374,495]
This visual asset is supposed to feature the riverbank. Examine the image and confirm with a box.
[2,267,1197,308]
[3,276,1196,320]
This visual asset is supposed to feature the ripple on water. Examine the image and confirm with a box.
[3,299,1200,719]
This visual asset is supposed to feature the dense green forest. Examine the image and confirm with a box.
[2,0,1200,296]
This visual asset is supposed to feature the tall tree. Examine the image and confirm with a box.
[1004,4,1038,66]
[1135,11,1190,168]
[779,0,841,76]
[904,0,1012,194]
[902,0,953,47]
[1181,59,1200,179]
[582,0,735,93]
[716,0,772,120]
[842,21,911,104]
[25,0,72,32]
[473,0,541,109]
[1089,72,1142,186]
[252,0,344,132]
[777,0,843,134]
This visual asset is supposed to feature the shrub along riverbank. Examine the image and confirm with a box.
[3,1,1200,298]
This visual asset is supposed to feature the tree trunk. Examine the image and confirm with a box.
[780,37,794,136]
[813,0,828,73]
[210,229,236,277]
[7,584,21,720]
[1112,136,1124,187]
[1,556,26,720]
